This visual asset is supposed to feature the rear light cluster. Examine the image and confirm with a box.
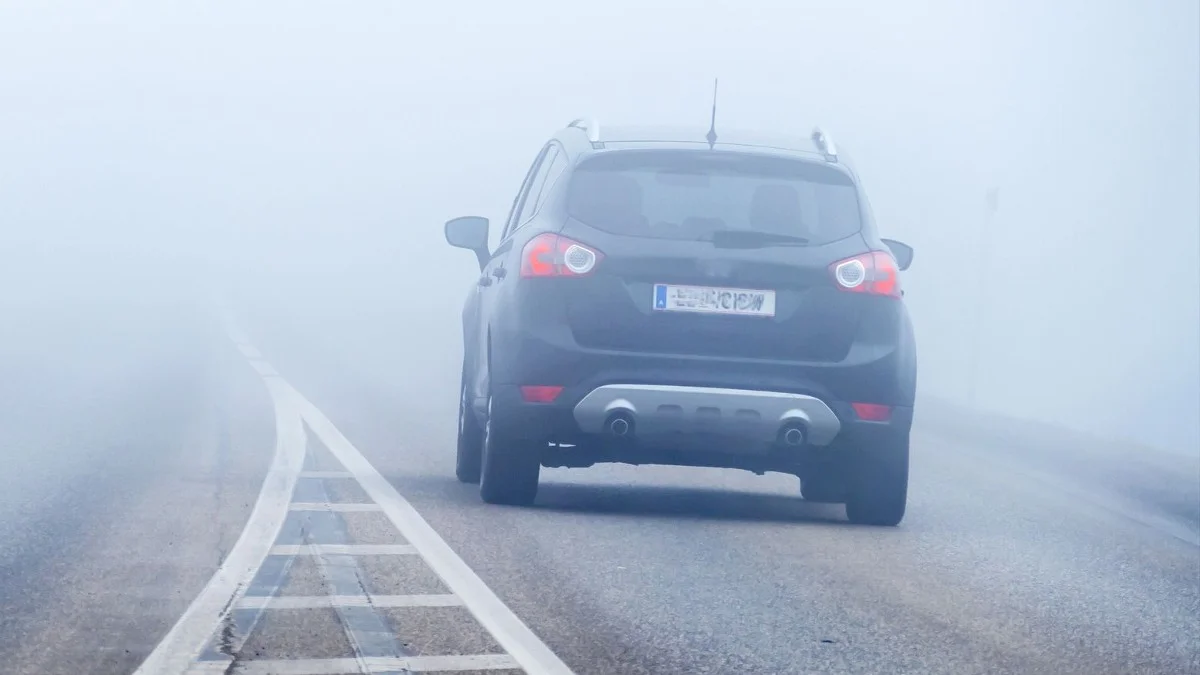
[851,402,892,422]
[520,385,564,403]
[830,251,901,298]
[520,233,603,278]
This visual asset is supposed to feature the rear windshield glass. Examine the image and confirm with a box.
[566,150,863,244]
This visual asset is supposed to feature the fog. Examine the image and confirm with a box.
[2,0,1197,455]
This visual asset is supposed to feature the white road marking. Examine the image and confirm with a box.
[238,344,263,360]
[132,378,307,675]
[299,470,354,479]
[185,654,521,674]
[181,663,230,675]
[142,322,573,675]
[269,544,417,556]
[294,387,576,675]
[247,359,280,377]
[237,594,463,610]
[222,318,252,347]
[288,501,382,512]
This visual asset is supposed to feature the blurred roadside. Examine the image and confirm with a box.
[917,395,1200,544]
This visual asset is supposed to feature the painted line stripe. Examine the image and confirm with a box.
[247,359,280,377]
[133,378,308,675]
[269,544,416,556]
[290,379,575,674]
[288,501,382,512]
[221,313,252,347]
[182,663,231,674]
[237,594,462,610]
[238,344,263,359]
[186,654,520,674]
[299,470,354,479]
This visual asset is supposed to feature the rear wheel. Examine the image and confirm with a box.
[455,369,483,484]
[844,436,909,526]
[479,396,541,506]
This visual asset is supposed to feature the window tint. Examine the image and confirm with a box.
[531,149,568,213]
[503,150,545,238]
[565,150,862,245]
[514,145,561,229]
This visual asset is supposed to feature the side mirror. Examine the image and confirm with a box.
[882,239,914,271]
[445,216,490,270]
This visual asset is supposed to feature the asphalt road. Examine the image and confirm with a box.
[0,271,1197,675]
[0,271,275,674]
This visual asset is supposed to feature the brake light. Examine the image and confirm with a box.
[520,386,563,403]
[830,251,901,297]
[851,402,892,421]
[520,233,603,278]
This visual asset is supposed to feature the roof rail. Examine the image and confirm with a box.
[810,126,838,163]
[567,117,601,144]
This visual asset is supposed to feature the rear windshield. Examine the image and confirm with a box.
[566,150,863,244]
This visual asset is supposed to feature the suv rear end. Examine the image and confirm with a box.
[447,122,916,526]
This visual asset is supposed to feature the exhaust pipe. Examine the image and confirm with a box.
[779,423,806,447]
[606,411,634,438]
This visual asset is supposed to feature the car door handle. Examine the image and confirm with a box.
[478,276,493,287]
[492,268,507,279]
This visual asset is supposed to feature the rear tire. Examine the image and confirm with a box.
[479,396,541,506]
[455,370,483,484]
[844,436,909,526]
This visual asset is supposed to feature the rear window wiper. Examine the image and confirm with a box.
[704,230,810,248]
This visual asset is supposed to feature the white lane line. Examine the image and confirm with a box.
[247,359,280,377]
[133,378,308,675]
[269,544,417,556]
[238,344,263,359]
[292,381,576,675]
[299,470,354,479]
[237,594,463,610]
[222,315,252,347]
[185,654,521,674]
[181,663,228,675]
[288,501,382,512]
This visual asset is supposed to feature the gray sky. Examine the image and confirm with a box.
[1,0,1197,451]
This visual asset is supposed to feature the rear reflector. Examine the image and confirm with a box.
[851,402,892,421]
[520,386,564,403]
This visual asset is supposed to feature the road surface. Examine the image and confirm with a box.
[0,276,1196,675]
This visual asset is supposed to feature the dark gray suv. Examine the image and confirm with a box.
[445,119,917,526]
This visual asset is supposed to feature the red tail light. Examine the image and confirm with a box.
[520,233,603,278]
[830,251,901,298]
[520,386,563,403]
[851,402,892,421]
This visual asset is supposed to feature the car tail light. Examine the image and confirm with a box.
[520,233,603,278]
[851,402,892,421]
[830,251,901,297]
[520,386,563,403]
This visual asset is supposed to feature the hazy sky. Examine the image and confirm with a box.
[1,1,1197,451]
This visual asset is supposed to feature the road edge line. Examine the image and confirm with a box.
[133,360,307,674]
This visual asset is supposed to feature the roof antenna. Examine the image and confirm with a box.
[705,78,719,149]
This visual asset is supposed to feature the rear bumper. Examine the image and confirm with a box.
[573,384,842,446]
[488,381,912,451]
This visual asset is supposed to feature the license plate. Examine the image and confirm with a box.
[652,284,776,317]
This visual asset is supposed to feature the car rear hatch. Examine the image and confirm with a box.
[559,148,872,363]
